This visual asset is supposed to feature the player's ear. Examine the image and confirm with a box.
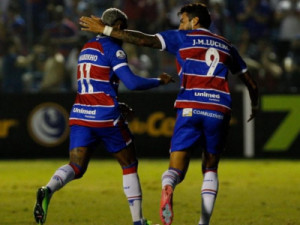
[192,17,200,27]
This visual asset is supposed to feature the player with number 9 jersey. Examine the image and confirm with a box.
[156,28,247,114]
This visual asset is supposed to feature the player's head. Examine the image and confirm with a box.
[101,8,128,30]
[178,3,211,30]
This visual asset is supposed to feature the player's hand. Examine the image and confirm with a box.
[119,102,134,121]
[159,73,175,85]
[80,15,104,33]
[247,91,259,122]
[247,105,259,122]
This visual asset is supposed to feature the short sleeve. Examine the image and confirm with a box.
[105,42,128,69]
[156,30,185,55]
[229,46,248,75]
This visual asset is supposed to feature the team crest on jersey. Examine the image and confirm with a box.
[116,50,126,59]
[182,108,193,117]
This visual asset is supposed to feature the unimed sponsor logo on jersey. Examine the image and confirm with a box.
[194,91,221,101]
[72,107,96,115]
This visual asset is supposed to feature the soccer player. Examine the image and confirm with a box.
[79,3,259,225]
[33,8,173,225]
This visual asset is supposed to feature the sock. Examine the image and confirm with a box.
[122,162,143,224]
[133,220,144,225]
[199,171,218,225]
[161,168,183,189]
[46,164,75,195]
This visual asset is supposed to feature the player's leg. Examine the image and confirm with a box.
[198,111,230,225]
[101,121,148,225]
[160,150,191,225]
[34,147,92,224]
[113,143,146,225]
[46,146,92,194]
[162,150,191,189]
[160,109,200,225]
[33,147,92,224]
[198,151,220,225]
[34,125,94,224]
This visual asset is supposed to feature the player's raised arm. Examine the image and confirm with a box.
[80,15,162,49]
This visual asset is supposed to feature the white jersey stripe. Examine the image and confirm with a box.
[176,100,231,110]
[113,62,128,71]
[155,33,166,51]
[73,103,114,108]
[184,88,230,95]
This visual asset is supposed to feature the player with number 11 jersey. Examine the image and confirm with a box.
[69,34,166,128]
[34,8,174,225]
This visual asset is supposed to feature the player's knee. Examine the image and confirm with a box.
[122,160,138,175]
[69,162,86,179]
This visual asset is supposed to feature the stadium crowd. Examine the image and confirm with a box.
[0,0,299,93]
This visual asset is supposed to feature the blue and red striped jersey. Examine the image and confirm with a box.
[69,35,160,127]
[156,28,247,114]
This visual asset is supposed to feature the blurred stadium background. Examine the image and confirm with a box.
[0,1,299,225]
[0,0,299,159]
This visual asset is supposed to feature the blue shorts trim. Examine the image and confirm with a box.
[69,123,133,153]
[170,109,230,154]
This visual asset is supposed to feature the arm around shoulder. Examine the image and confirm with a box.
[80,16,162,49]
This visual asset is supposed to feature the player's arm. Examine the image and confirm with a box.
[114,64,174,90]
[80,15,162,49]
[238,71,259,122]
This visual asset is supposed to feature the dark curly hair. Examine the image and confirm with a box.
[178,3,211,29]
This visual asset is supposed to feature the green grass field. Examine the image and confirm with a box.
[0,159,299,225]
